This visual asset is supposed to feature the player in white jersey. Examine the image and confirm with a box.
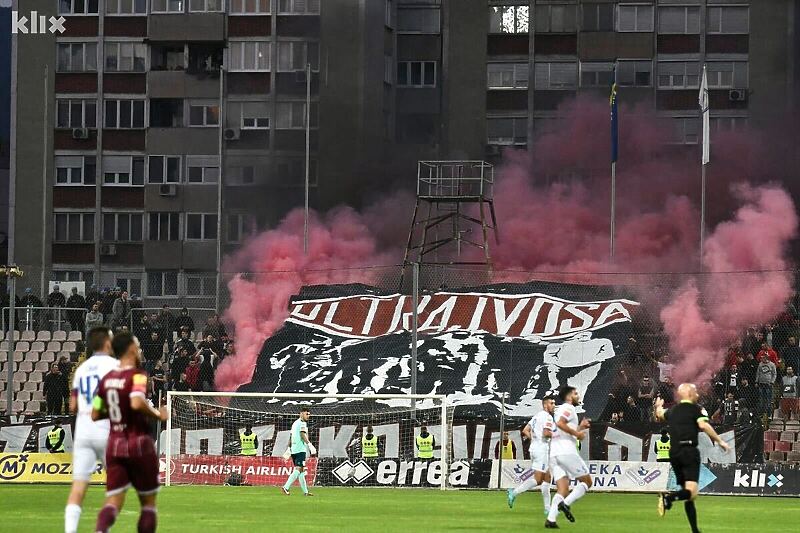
[64,327,119,533]
[507,395,556,515]
[545,386,593,529]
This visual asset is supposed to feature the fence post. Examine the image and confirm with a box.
[497,391,506,489]
[411,262,419,415]
[6,277,18,414]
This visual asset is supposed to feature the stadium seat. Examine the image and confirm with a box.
[14,341,29,352]
[775,441,792,452]
[13,352,25,362]
[0,342,8,351]
[52,331,67,342]
[786,421,800,431]
[34,361,49,372]
[40,351,55,363]
[25,401,40,413]
[17,391,30,402]
[764,440,775,452]
[787,452,800,462]
[24,352,38,363]
[57,351,72,362]
[46,341,61,352]
[32,391,44,402]
[23,381,37,392]
[21,331,35,341]
[792,442,800,452]
[36,331,51,342]
[780,431,796,441]
[0,331,3,341]
[768,451,786,461]
[62,341,77,352]
[67,331,82,342]
[18,361,33,373]
[30,341,45,352]
[12,401,24,412]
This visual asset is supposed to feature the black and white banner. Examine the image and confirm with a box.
[694,463,800,496]
[239,281,639,419]
[315,458,486,488]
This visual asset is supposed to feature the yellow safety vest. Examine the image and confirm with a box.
[416,434,434,458]
[362,435,378,458]
[240,432,257,456]
[656,439,671,461]
[47,428,65,452]
[501,440,514,459]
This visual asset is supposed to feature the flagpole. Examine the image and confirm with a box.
[610,161,616,259]
[699,64,710,264]
[700,162,706,260]
[609,64,618,261]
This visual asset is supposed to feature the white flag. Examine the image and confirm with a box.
[699,64,710,165]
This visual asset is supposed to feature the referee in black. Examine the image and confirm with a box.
[654,383,730,533]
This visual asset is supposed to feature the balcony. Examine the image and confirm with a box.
[148,13,225,42]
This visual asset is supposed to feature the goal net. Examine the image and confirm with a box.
[164,392,455,489]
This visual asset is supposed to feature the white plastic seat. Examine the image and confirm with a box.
[40,351,56,363]
[13,352,25,362]
[36,331,51,342]
[16,391,30,402]
[30,341,45,352]
[46,341,61,352]
[21,331,35,341]
[34,361,49,372]
[18,361,33,373]
[14,341,29,352]
[28,371,43,383]
[62,341,77,352]
[52,331,67,342]
[25,401,40,413]
[24,352,39,363]
[67,330,82,341]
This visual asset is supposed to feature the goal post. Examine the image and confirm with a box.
[164,392,453,489]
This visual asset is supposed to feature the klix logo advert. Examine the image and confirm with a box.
[733,469,784,489]
[11,11,67,34]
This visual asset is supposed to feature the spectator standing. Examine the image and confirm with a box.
[493,431,516,459]
[757,343,780,367]
[156,305,175,353]
[637,376,656,421]
[151,360,167,400]
[740,353,758,385]
[134,314,153,340]
[742,328,760,358]
[175,329,196,357]
[85,302,104,334]
[84,284,100,311]
[780,366,799,420]
[737,378,757,411]
[717,392,739,425]
[142,331,163,374]
[47,285,66,308]
[755,353,777,417]
[66,287,86,332]
[111,290,131,330]
[780,336,800,376]
[43,363,68,415]
[171,347,191,386]
[185,356,201,391]
[20,287,44,330]
[197,343,219,391]
[174,307,195,337]
[173,373,190,392]
[47,285,67,331]
[203,314,227,339]
[623,395,641,422]
[100,288,115,323]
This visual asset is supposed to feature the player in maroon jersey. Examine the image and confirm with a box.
[91,331,168,533]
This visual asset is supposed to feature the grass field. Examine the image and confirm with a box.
[3,485,799,532]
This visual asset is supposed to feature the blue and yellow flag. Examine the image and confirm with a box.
[610,65,618,163]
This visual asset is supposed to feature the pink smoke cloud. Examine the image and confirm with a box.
[216,94,798,391]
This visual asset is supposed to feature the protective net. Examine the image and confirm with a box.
[164,393,455,489]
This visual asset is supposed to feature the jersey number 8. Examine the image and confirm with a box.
[107,389,122,423]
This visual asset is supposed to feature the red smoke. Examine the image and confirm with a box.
[216,95,798,391]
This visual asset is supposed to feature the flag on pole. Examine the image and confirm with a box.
[610,65,619,163]
[699,64,710,165]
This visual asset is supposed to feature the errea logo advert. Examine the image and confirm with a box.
[11,11,66,35]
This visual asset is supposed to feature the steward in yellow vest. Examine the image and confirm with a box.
[362,425,379,458]
[656,431,671,462]
[416,425,434,459]
[46,423,65,453]
[240,425,259,456]
[497,431,515,459]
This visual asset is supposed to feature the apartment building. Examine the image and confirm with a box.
[8,0,798,307]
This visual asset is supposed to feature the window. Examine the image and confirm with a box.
[104,99,146,129]
[668,117,699,144]
[104,42,147,72]
[487,63,528,89]
[534,62,577,90]
[487,116,527,145]
[230,0,270,14]
[103,155,144,186]
[384,55,393,84]
[276,158,317,186]
[106,0,147,15]
[711,116,748,135]
[658,6,700,34]
[53,271,95,285]
[658,61,700,89]
[190,0,223,12]
[617,4,653,32]
[397,61,436,87]
[148,156,181,184]
[55,156,96,185]
[149,212,181,241]
[488,5,529,34]
[189,103,220,127]
[535,4,577,33]
[59,0,99,14]
[708,6,748,34]
[151,0,184,12]
[186,273,216,297]
[397,7,440,33]
[54,212,95,242]
[147,271,179,298]
[186,156,220,183]
[114,277,142,297]
[707,61,748,89]
[277,41,319,71]
[149,99,183,127]
[229,41,271,71]
[57,42,97,72]
[240,101,270,129]
[582,3,614,32]
[275,102,318,129]
[57,99,97,129]
[617,60,652,87]
[278,0,319,14]
[103,212,143,242]
[580,62,614,87]
[227,166,256,186]
[186,214,218,240]
[227,214,257,243]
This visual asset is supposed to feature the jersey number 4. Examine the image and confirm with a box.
[78,375,100,405]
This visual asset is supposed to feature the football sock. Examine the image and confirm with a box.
[684,500,699,533]
[283,469,301,490]
[547,494,564,523]
[299,472,309,494]
[564,481,589,506]
[667,489,691,503]
[512,477,539,496]
[65,503,82,533]
[541,482,552,512]
[138,506,157,533]
[95,504,118,533]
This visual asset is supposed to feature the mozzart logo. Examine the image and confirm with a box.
[733,469,784,489]
[11,11,67,34]
[0,454,29,481]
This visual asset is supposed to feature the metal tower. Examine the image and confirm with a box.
[403,161,499,267]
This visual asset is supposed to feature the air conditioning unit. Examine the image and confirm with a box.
[72,128,89,140]
[159,184,178,197]
[224,128,240,140]
[729,89,747,102]
[295,70,308,83]
[99,244,117,257]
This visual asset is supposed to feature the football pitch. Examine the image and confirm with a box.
[3,486,798,532]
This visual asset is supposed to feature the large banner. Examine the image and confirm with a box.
[688,463,800,496]
[492,460,670,492]
[0,453,105,483]
[239,282,640,419]
[164,455,317,486]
